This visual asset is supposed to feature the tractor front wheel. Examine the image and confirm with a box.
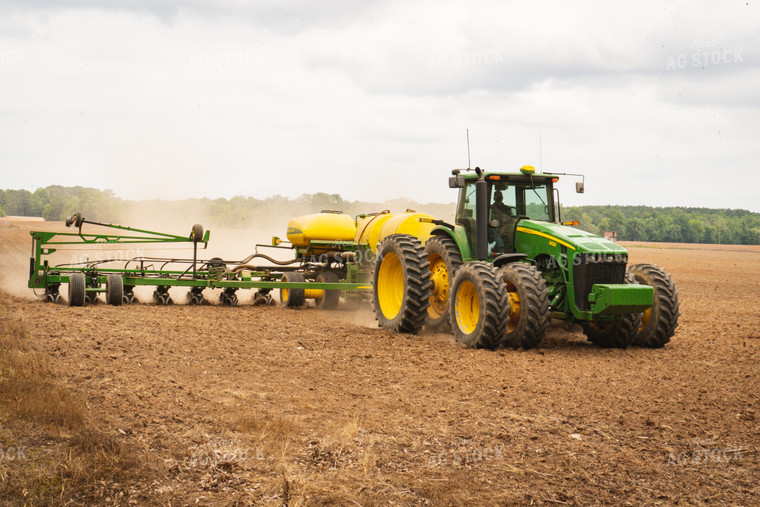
[628,264,680,348]
[424,235,463,332]
[372,234,431,334]
[582,271,642,348]
[448,262,508,349]
[582,312,642,348]
[498,262,549,349]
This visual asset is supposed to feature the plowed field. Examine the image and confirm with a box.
[1,221,759,505]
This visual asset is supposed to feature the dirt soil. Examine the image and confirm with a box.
[1,221,759,505]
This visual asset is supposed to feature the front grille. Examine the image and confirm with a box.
[573,255,626,310]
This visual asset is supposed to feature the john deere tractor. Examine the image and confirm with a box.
[370,165,680,349]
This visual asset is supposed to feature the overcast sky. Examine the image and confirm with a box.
[1,0,758,211]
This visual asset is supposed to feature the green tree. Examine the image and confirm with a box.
[685,219,704,243]
[624,219,646,241]
[712,216,728,244]
[4,189,42,216]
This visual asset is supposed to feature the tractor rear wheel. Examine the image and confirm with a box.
[68,272,86,307]
[498,262,549,349]
[315,272,341,310]
[628,263,680,348]
[280,272,305,308]
[424,235,463,332]
[106,274,123,306]
[372,234,431,334]
[448,262,508,349]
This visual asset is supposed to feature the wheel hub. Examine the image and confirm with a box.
[428,257,449,316]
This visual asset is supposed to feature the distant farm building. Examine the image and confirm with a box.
[603,231,617,242]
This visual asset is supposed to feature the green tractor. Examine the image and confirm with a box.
[371,165,680,349]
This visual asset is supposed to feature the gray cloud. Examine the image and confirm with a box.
[0,0,758,212]
[0,0,387,33]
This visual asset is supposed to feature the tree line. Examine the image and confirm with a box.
[2,186,759,245]
[562,205,760,245]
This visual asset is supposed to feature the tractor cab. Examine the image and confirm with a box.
[452,166,557,257]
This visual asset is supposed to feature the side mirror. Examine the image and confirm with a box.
[575,181,585,194]
[449,175,465,188]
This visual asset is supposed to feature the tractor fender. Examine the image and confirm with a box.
[493,253,529,268]
[430,225,470,260]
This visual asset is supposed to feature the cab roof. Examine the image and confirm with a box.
[458,171,559,184]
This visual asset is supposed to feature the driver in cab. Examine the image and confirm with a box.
[489,190,517,254]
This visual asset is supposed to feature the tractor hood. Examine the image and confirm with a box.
[514,220,627,259]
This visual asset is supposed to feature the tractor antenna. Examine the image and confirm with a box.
[539,130,542,172]
[466,129,471,170]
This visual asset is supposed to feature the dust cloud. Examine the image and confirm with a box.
[1,196,455,304]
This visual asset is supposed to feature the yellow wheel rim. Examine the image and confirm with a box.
[281,274,290,304]
[455,280,479,335]
[377,252,404,319]
[503,277,522,333]
[506,291,521,333]
[639,307,652,332]
[427,255,449,319]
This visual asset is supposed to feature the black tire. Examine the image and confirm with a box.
[424,235,463,332]
[153,288,173,306]
[220,289,238,307]
[123,286,137,304]
[106,274,123,306]
[187,289,205,306]
[372,234,431,334]
[252,291,274,306]
[315,272,341,310]
[157,293,173,305]
[498,262,550,349]
[628,264,680,348]
[207,257,226,277]
[448,262,508,349]
[582,272,641,348]
[582,313,641,348]
[190,224,204,243]
[45,286,62,304]
[68,272,86,307]
[280,272,305,307]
